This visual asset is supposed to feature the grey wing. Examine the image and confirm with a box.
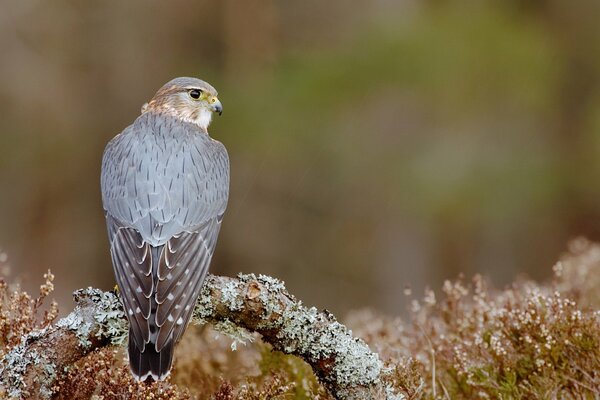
[105,213,222,352]
[106,213,153,349]
[101,116,229,244]
[101,115,230,350]
[151,128,229,349]
[154,218,222,349]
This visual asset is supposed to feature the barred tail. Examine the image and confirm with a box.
[128,245,174,382]
[128,329,174,382]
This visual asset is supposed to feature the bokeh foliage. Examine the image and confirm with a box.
[0,0,599,315]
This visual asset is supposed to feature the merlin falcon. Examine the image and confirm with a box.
[101,77,229,381]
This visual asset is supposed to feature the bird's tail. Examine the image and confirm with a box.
[128,245,174,382]
[128,326,174,382]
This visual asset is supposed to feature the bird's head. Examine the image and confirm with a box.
[142,77,223,131]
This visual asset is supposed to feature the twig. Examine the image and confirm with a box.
[0,273,402,400]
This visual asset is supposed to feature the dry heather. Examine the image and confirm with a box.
[349,237,600,399]
[52,325,331,399]
[1,238,600,399]
[0,267,58,355]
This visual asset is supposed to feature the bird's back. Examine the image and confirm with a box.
[101,112,229,245]
[101,111,229,381]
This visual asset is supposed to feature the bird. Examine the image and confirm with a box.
[100,77,229,382]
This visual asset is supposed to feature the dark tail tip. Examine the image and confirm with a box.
[128,333,174,382]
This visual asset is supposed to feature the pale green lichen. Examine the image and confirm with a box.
[192,273,388,396]
[194,273,287,321]
[251,275,389,396]
[254,273,286,318]
[385,384,407,400]
[38,359,57,398]
[0,342,30,398]
[57,312,93,348]
[256,273,286,292]
[57,288,128,347]
[0,289,127,399]
[193,275,257,349]
[90,289,128,345]
[221,280,244,311]
[0,333,57,399]
[275,302,383,387]
[237,273,287,324]
[212,319,255,351]
[194,281,215,320]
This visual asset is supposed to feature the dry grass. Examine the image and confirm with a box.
[349,237,600,398]
[2,239,600,398]
[52,326,331,400]
[0,263,58,359]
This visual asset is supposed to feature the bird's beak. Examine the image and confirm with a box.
[211,98,223,116]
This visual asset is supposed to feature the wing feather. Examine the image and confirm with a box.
[154,218,220,350]
[101,114,229,247]
[107,214,153,347]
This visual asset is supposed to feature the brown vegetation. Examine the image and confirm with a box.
[1,238,600,398]
[350,238,600,398]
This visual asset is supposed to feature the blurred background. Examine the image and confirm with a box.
[1,0,599,316]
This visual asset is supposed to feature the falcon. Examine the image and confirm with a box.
[100,77,228,381]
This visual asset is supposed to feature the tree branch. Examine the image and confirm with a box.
[0,273,400,399]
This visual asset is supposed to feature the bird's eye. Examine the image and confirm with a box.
[188,89,202,99]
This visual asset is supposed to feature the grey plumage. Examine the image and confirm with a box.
[101,78,228,381]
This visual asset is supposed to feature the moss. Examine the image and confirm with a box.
[257,345,327,399]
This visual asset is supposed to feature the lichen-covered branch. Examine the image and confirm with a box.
[0,274,400,400]
[0,289,126,399]
[195,274,396,399]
